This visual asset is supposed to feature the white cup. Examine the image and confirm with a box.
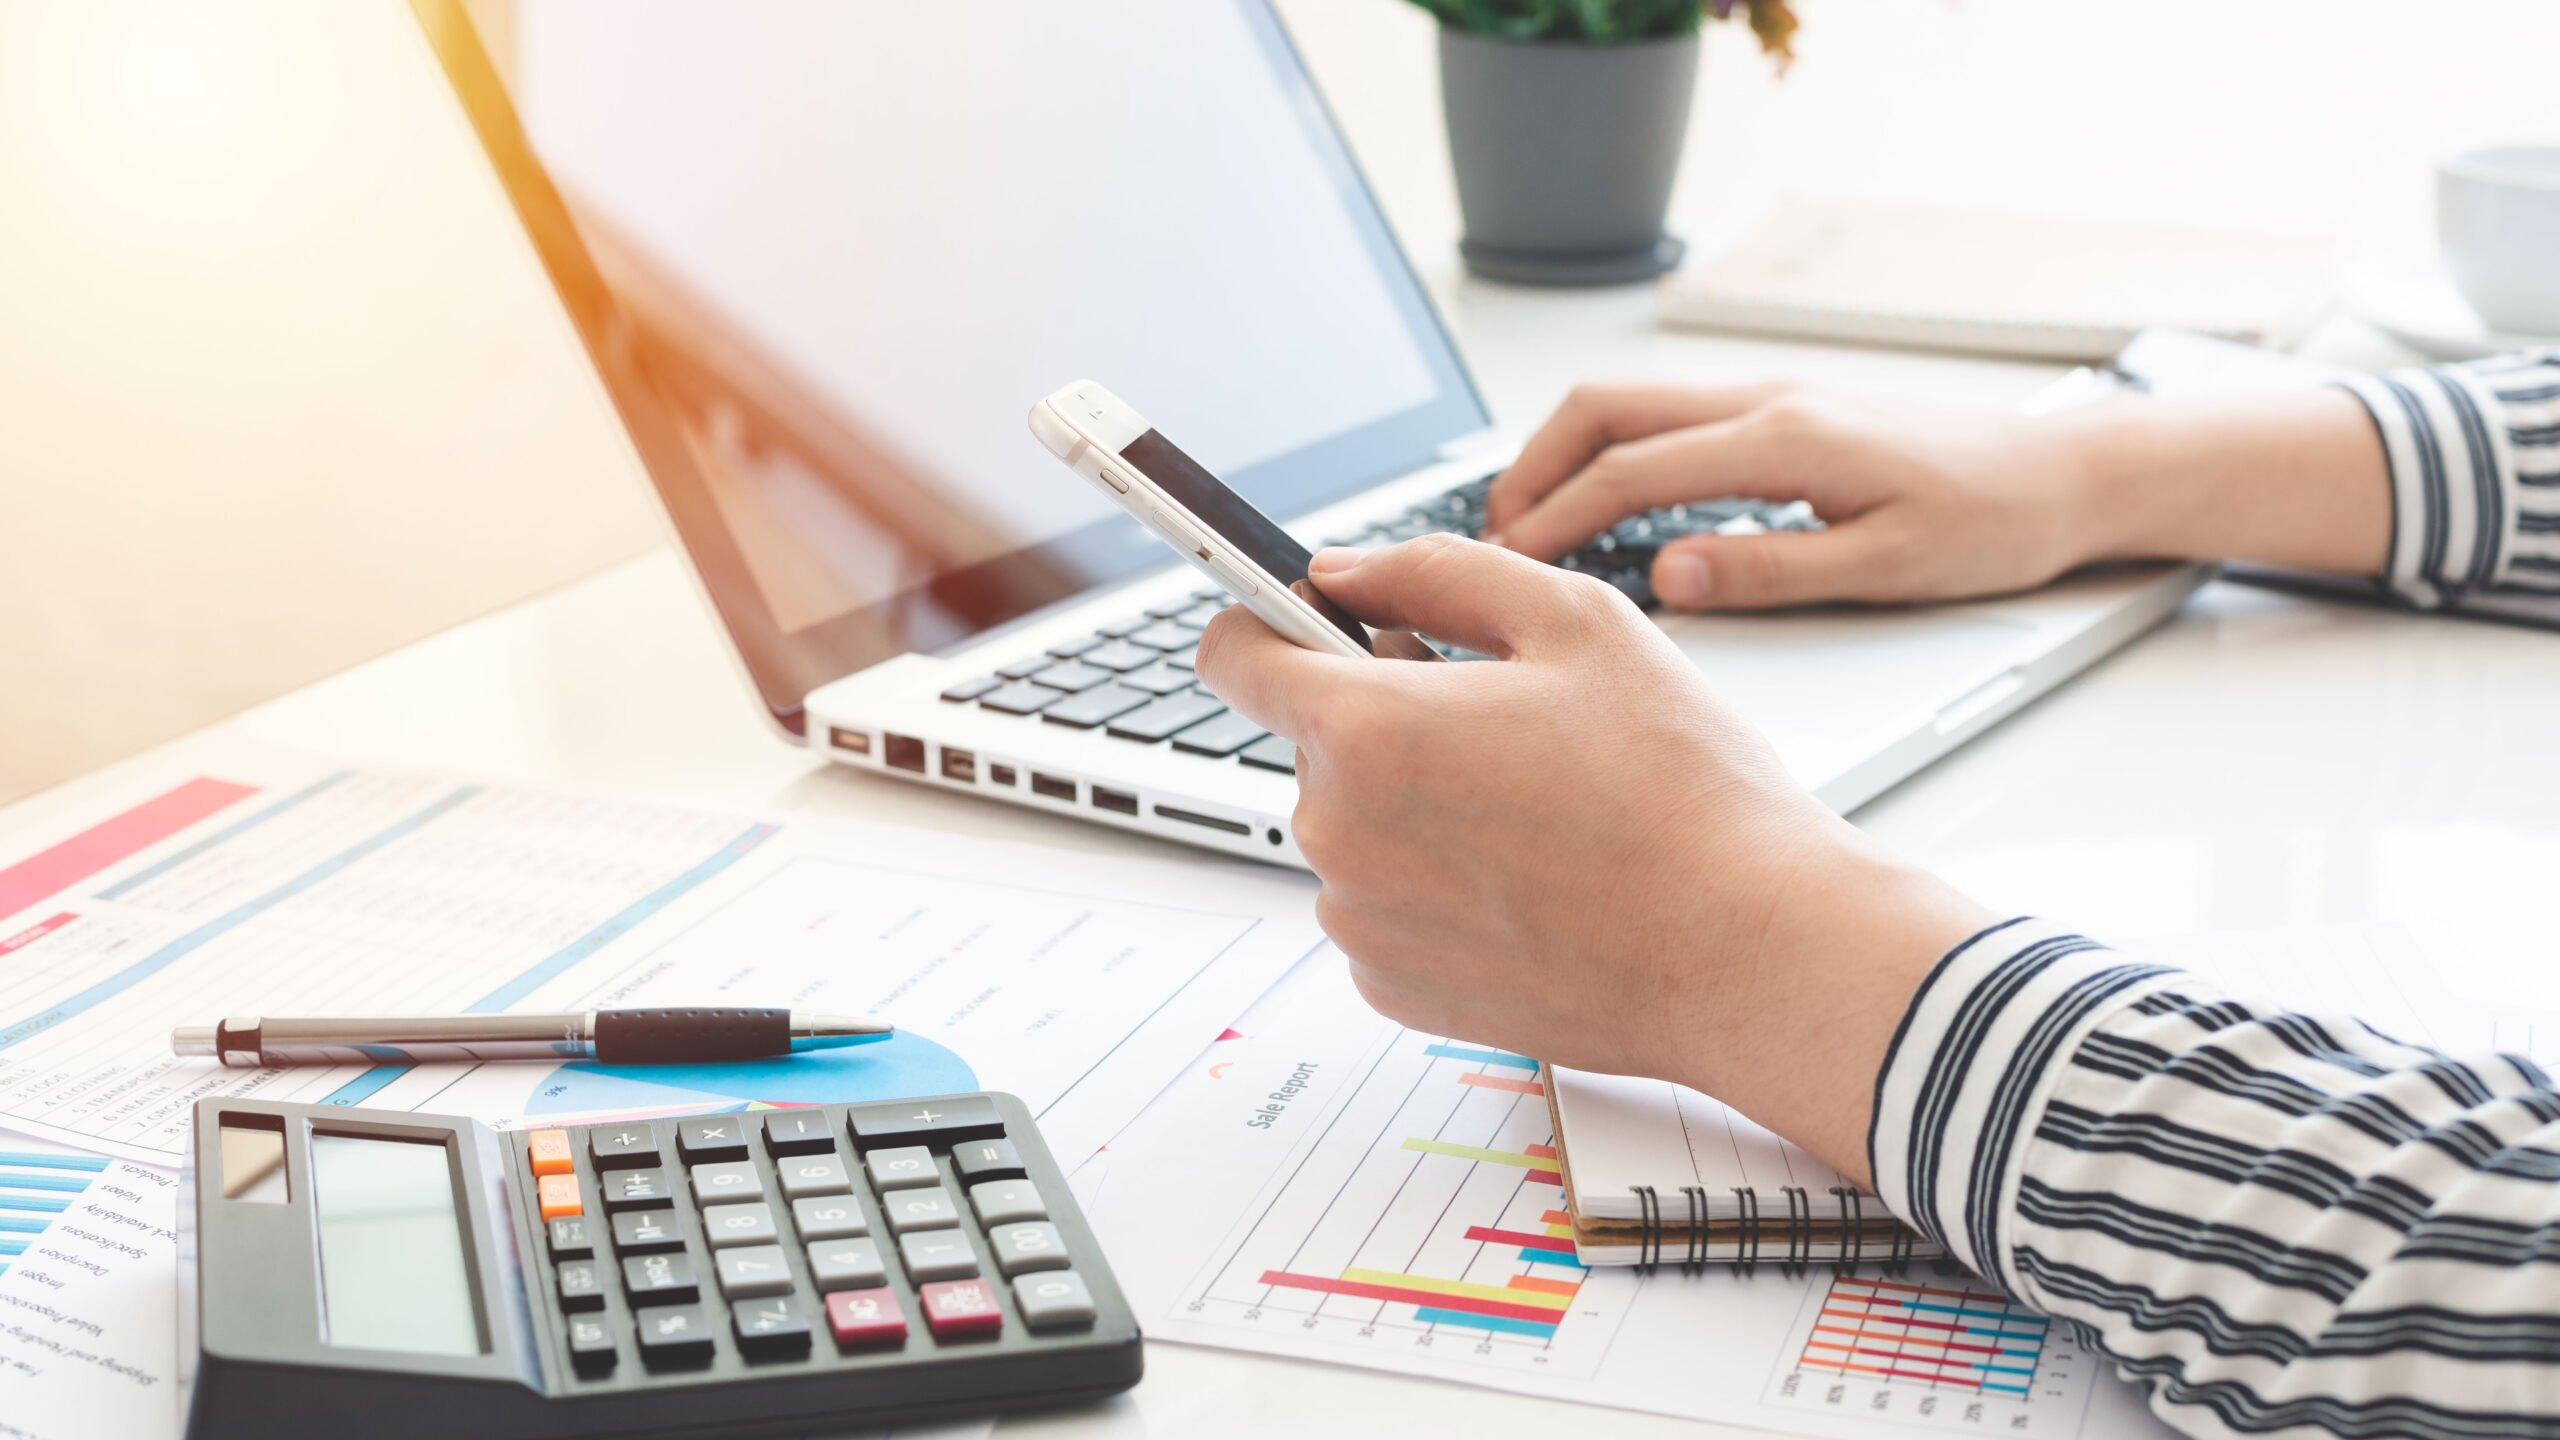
[2438,143,2560,338]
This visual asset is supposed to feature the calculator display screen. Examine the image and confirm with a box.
[311,1135,481,1356]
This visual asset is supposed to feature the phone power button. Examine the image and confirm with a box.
[1092,465,1131,494]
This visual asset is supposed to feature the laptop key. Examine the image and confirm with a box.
[1110,661,1190,695]
[1169,711,1266,757]
[996,655,1056,680]
[1040,684,1152,729]
[1238,734,1298,774]
[1028,660,1113,693]
[1106,691,1226,743]
[1095,614,1156,638]
[1169,600,1225,629]
[1079,640,1160,672]
[1143,596,1197,619]
[1125,620,1195,651]
[978,681,1067,715]
[939,676,1001,703]
[1164,643,1201,671]
[1044,633,1106,659]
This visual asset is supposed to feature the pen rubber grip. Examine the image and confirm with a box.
[593,1007,789,1064]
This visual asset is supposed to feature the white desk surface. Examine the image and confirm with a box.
[12,2,2560,1433]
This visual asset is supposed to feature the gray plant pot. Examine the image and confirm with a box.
[1438,27,1698,286]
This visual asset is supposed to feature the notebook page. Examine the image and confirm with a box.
[1548,1066,1849,1222]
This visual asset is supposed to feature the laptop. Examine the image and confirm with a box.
[415,0,2204,867]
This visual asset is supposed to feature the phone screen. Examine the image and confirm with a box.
[1118,429,1374,652]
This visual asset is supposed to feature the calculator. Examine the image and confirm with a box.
[180,1093,1140,1439]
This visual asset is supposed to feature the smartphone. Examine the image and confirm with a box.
[1028,380,1441,662]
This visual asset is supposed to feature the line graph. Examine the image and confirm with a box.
[1176,1029,1637,1377]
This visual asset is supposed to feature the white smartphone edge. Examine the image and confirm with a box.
[1028,380,1376,660]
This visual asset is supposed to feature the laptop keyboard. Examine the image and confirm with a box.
[934,474,1820,775]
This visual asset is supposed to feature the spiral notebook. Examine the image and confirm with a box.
[1544,1065,1936,1269]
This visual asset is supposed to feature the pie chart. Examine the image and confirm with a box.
[520,1030,978,1117]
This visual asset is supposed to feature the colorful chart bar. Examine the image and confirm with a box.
[1421,1044,1540,1071]
[1797,1274,2047,1396]
[1413,1306,1557,1339]
[1259,1269,1568,1324]
[1402,1138,1549,1169]
[1464,1225,1577,1255]
[1456,1071,1544,1096]
[0,776,259,919]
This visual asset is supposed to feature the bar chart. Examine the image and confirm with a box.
[1762,1270,2096,1434]
[1175,1033,1637,1378]
[0,1147,111,1277]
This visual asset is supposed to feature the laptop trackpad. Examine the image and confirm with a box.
[1654,607,2040,744]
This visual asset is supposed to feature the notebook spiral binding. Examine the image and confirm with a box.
[1621,1183,1927,1278]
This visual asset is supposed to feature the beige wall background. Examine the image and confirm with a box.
[4,0,2555,808]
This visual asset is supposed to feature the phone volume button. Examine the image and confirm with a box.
[1194,547,1261,596]
[1093,466,1131,494]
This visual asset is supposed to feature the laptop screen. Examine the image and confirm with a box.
[419,0,1484,732]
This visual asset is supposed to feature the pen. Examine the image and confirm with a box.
[170,1008,892,1068]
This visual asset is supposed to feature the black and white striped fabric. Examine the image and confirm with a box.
[1873,917,2560,1440]
[2338,351,2560,610]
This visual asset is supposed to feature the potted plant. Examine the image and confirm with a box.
[1409,0,1798,285]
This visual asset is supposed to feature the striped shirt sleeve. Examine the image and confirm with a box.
[2335,350,2560,610]
[1871,917,2560,1440]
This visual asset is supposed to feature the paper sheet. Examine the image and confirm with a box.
[1080,923,2532,1440]
[0,1132,179,1440]
[0,757,1324,1164]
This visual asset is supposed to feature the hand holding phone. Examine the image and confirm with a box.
[1029,381,1441,661]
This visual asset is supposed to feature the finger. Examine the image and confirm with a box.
[1497,411,1848,562]
[1304,534,1624,659]
[1190,602,1359,741]
[1485,381,1795,538]
[1648,524,1899,610]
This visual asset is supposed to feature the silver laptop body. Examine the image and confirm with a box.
[443,0,2203,869]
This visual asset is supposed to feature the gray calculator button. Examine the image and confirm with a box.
[865,1146,938,1191]
[603,1167,674,1212]
[701,1201,778,1249]
[611,1209,684,1254]
[676,1116,750,1164]
[762,1109,835,1156]
[690,1159,764,1204]
[556,1258,606,1311]
[566,1315,617,1375]
[846,1096,1003,1147]
[951,1137,1025,1182]
[969,1179,1047,1226]
[622,1251,699,1306]
[636,1304,714,1366]
[897,1229,979,1282]
[732,1295,812,1357]
[1012,1270,1097,1329]
[777,1153,851,1198]
[714,1243,794,1299]
[587,1123,660,1170]
[547,1215,594,1259]
[986,1222,1071,1277]
[792,1195,867,1241]
[883,1185,959,1233]
[806,1237,887,1292]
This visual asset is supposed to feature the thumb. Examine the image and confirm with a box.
[1649,525,1895,610]
[1306,533,1625,659]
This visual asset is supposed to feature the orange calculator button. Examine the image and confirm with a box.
[537,1173,582,1220]
[527,1129,574,1177]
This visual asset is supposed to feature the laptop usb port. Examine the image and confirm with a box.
[1153,804,1248,836]
[1091,787,1139,816]
[940,747,976,783]
[989,764,1018,787]
[1031,773,1077,802]
[828,727,872,756]
[884,735,926,773]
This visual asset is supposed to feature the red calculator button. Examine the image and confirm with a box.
[528,1129,575,1177]
[537,1173,582,1220]
[918,1279,1003,1338]
[825,1288,907,1347]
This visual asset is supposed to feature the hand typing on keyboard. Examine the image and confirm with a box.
[1190,532,1993,1190]
[1481,380,2388,610]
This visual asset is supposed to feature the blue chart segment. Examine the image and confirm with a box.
[521,1031,979,1118]
[1766,1270,2095,1435]
[0,1149,110,1276]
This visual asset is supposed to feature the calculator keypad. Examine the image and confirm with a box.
[508,1094,1127,1394]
